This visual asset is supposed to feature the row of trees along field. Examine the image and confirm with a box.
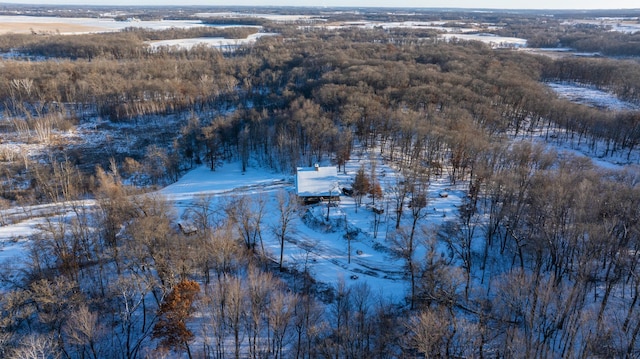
[493,15,640,57]
[1,24,640,357]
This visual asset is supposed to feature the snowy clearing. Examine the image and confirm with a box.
[0,150,465,302]
[147,32,277,51]
[0,15,244,35]
[563,18,640,34]
[547,81,640,111]
[194,12,317,22]
[440,33,527,48]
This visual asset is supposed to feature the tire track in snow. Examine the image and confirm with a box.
[288,229,406,281]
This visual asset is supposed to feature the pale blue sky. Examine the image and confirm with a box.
[3,0,639,10]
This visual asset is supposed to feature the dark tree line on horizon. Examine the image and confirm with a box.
[1,20,640,358]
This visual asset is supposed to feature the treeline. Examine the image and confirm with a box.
[200,17,269,26]
[541,57,640,103]
[123,26,260,41]
[497,19,640,56]
[2,27,640,198]
[0,26,259,59]
[15,32,146,60]
[557,28,640,57]
[0,51,238,119]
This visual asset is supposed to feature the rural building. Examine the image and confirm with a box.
[295,164,340,204]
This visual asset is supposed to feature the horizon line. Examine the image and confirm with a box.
[1,3,639,11]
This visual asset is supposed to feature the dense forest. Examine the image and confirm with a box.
[1,7,640,358]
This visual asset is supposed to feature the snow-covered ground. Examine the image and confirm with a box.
[323,21,483,32]
[147,32,277,51]
[515,83,640,166]
[547,81,640,111]
[0,14,276,54]
[0,149,465,302]
[563,18,640,34]
[520,47,603,59]
[440,33,527,48]
[195,12,318,22]
[159,152,464,301]
[0,15,220,35]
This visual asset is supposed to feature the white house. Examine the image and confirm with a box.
[295,164,339,204]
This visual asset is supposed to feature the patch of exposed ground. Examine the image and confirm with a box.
[0,22,108,35]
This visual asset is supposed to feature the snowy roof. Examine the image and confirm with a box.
[296,165,339,197]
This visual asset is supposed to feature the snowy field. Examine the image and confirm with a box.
[195,12,317,22]
[0,14,276,54]
[547,81,640,111]
[147,32,276,51]
[440,33,527,48]
[563,18,640,34]
[323,21,484,32]
[520,47,604,59]
[0,15,217,35]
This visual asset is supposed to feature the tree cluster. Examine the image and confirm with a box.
[496,16,640,56]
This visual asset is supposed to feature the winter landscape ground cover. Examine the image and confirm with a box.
[0,146,465,302]
[0,11,637,299]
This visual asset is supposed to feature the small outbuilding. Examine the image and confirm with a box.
[295,164,340,204]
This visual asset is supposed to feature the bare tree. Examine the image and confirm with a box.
[244,267,277,359]
[207,222,246,281]
[273,190,298,271]
[268,291,298,359]
[238,125,251,173]
[253,194,268,258]
[108,274,157,359]
[94,161,136,255]
[225,194,266,253]
[407,174,429,252]
[28,277,84,353]
[202,120,222,171]
[390,227,419,309]
[406,308,449,358]
[125,194,180,292]
[390,174,410,230]
[292,293,326,359]
[222,275,245,359]
[9,334,61,359]
[63,304,104,359]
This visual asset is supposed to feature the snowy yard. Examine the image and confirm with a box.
[0,147,466,304]
[159,152,465,301]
